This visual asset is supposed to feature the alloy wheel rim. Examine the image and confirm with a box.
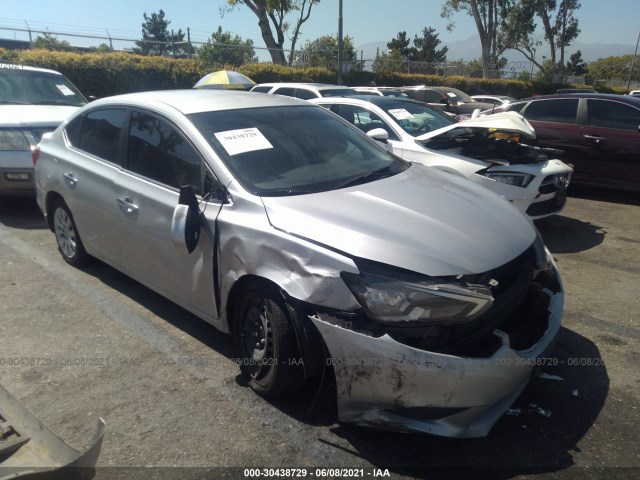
[54,207,77,259]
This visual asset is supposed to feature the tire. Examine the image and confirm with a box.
[234,283,303,397]
[52,199,89,267]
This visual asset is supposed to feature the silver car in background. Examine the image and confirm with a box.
[0,63,86,196]
[35,90,563,438]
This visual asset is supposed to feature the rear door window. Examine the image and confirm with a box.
[587,99,640,130]
[523,99,579,124]
[76,109,127,164]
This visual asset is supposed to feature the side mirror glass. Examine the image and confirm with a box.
[171,185,201,254]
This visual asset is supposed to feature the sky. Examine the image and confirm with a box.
[0,0,639,62]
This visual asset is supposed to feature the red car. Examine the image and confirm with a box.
[494,93,640,192]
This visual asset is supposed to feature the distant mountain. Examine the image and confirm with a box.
[357,35,637,65]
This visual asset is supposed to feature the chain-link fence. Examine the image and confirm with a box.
[1,21,638,89]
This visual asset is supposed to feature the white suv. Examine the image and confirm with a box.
[250,82,357,100]
[0,63,86,196]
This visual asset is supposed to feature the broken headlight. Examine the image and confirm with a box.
[341,271,494,325]
[481,172,533,187]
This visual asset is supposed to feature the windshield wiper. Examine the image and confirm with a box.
[335,165,397,189]
[0,100,30,105]
[258,187,316,197]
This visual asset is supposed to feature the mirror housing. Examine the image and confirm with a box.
[171,185,201,254]
[367,127,389,144]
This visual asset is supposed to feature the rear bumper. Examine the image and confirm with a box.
[311,289,563,438]
[0,151,35,196]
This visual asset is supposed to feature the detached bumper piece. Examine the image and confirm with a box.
[0,383,105,480]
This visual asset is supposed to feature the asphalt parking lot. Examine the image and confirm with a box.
[0,188,639,480]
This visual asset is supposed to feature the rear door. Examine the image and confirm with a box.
[580,98,640,190]
[61,108,128,266]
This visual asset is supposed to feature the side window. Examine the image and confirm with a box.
[587,100,640,130]
[295,89,318,100]
[251,86,272,93]
[127,111,202,194]
[423,90,445,103]
[64,115,84,146]
[335,105,397,140]
[76,109,127,164]
[523,99,578,124]
[272,87,296,98]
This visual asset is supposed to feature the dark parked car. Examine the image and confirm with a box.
[494,93,640,192]
[400,86,494,116]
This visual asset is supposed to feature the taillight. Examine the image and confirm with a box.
[32,145,41,165]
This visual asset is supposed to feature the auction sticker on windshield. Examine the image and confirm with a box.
[388,108,413,120]
[214,128,273,156]
[56,84,75,96]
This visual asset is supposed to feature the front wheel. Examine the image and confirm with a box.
[52,199,89,266]
[234,283,303,397]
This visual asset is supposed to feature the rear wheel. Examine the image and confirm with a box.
[52,199,89,266]
[234,283,303,397]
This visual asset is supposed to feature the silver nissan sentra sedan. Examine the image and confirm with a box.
[34,90,564,438]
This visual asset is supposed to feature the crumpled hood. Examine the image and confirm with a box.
[415,111,536,141]
[0,105,80,127]
[261,165,536,276]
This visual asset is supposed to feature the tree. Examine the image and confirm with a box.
[302,34,362,71]
[198,26,257,67]
[413,27,448,64]
[134,9,186,56]
[386,31,416,59]
[225,0,319,65]
[372,49,407,74]
[32,33,73,51]
[587,55,639,82]
[442,0,510,78]
[566,50,587,76]
[499,0,581,76]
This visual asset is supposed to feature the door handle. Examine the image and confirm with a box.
[583,134,605,143]
[117,196,139,214]
[63,172,77,186]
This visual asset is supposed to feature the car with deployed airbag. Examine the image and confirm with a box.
[34,90,564,438]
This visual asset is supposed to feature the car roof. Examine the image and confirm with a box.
[86,89,312,115]
[313,94,425,108]
[0,63,64,76]
[518,93,640,104]
[254,82,349,90]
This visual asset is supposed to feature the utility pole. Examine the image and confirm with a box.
[337,0,343,85]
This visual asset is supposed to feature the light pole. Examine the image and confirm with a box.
[627,30,640,91]
[337,0,343,85]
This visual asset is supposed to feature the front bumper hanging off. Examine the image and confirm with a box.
[310,289,563,438]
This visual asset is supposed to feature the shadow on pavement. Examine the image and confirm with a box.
[569,185,640,207]
[315,327,608,479]
[535,214,606,254]
[0,196,47,230]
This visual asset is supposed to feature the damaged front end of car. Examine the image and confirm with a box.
[310,234,563,438]
[415,112,573,218]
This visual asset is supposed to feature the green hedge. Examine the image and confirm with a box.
[0,48,626,99]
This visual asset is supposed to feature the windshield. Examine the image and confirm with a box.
[190,105,408,196]
[382,100,455,136]
[320,88,359,97]
[445,88,474,104]
[0,67,87,106]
